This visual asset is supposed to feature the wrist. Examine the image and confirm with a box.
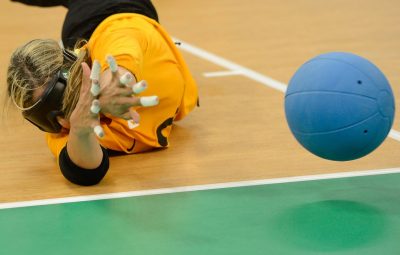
[69,124,95,138]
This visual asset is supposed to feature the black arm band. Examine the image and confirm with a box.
[58,145,110,186]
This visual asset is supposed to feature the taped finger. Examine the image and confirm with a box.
[90,81,101,97]
[130,109,140,123]
[119,72,134,86]
[132,80,147,94]
[90,60,101,81]
[106,55,118,73]
[90,99,101,114]
[127,120,139,129]
[140,96,159,107]
[122,109,140,129]
[94,125,105,138]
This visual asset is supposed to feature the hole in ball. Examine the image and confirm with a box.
[364,130,368,134]
[357,80,363,84]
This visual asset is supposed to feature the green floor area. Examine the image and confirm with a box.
[1,174,400,255]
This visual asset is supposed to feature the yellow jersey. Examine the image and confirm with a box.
[46,13,198,157]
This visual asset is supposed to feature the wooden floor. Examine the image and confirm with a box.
[0,0,399,203]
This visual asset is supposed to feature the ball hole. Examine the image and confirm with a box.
[357,80,363,85]
[364,130,368,134]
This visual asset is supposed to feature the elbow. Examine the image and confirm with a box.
[58,146,110,186]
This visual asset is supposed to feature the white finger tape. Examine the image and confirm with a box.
[132,80,147,94]
[94,125,105,138]
[106,55,118,73]
[120,72,133,85]
[90,60,101,80]
[90,81,101,97]
[127,120,139,129]
[140,96,159,107]
[90,100,101,114]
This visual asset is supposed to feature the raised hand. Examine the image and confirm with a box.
[95,56,159,132]
[68,62,103,137]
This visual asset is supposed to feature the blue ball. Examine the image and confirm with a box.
[285,52,395,161]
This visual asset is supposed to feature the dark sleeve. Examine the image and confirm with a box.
[58,145,109,186]
[11,0,68,7]
[61,0,158,49]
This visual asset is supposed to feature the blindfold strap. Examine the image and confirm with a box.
[62,48,78,63]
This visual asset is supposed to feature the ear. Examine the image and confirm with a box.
[56,116,70,130]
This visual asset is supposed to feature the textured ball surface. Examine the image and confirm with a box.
[285,52,395,161]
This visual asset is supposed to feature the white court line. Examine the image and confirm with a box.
[204,70,243,77]
[1,167,400,210]
[389,129,400,141]
[174,37,400,142]
[174,37,287,93]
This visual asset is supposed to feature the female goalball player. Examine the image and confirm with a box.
[6,0,199,186]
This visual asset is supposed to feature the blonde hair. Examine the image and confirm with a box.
[6,38,90,122]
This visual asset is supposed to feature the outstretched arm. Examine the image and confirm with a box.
[66,62,104,169]
[60,56,158,186]
[58,62,107,186]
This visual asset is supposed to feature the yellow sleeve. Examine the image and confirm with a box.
[87,19,147,81]
[46,133,69,159]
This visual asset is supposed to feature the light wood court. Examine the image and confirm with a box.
[0,0,399,203]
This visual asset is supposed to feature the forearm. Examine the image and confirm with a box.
[67,128,103,169]
[59,143,109,186]
[59,128,109,186]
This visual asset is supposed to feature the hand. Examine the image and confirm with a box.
[68,62,102,137]
[97,55,159,122]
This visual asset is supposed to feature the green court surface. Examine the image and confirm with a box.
[1,173,400,255]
